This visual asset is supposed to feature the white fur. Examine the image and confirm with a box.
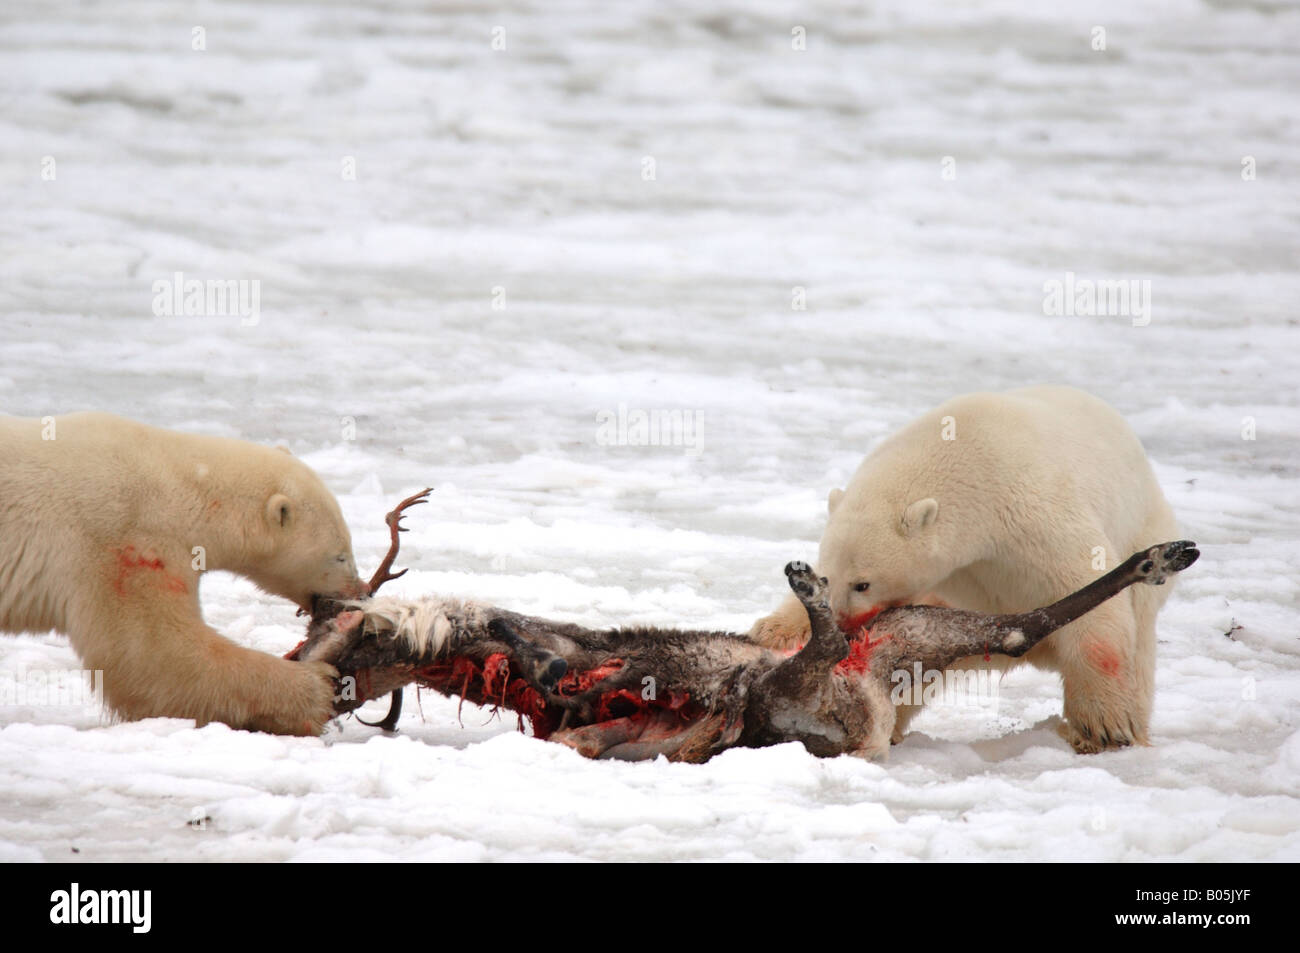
[356,596,489,656]
[0,412,366,735]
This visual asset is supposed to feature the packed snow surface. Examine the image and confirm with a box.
[1,0,1298,861]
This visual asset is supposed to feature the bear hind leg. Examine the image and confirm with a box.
[1055,595,1150,754]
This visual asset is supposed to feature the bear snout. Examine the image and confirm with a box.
[329,576,370,600]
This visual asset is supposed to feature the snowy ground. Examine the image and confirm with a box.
[1,1,1298,861]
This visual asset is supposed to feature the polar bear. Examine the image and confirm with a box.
[750,386,1179,753]
[0,412,367,735]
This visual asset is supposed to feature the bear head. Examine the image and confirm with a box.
[817,485,948,633]
[242,451,367,611]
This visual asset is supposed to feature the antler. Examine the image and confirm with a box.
[367,487,433,594]
[353,487,432,731]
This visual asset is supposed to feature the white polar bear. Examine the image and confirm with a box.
[0,412,368,735]
[750,386,1180,753]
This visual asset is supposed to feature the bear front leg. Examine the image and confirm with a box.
[86,618,338,737]
[228,651,339,737]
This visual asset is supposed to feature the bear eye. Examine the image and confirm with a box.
[853,582,871,593]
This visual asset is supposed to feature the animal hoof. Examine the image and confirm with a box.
[784,563,813,595]
[784,561,826,605]
[1162,540,1199,572]
[1138,540,1199,585]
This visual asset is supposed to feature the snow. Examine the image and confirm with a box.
[2,0,1298,861]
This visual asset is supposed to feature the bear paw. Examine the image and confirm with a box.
[748,616,808,650]
[247,659,339,737]
[1056,718,1139,755]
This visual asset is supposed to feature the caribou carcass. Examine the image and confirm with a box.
[290,490,1198,762]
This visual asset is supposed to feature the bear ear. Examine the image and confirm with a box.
[266,493,293,530]
[901,497,939,537]
[827,487,845,515]
[275,445,294,456]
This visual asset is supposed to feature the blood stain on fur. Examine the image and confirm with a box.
[836,605,904,674]
[1084,639,1122,677]
[839,606,885,635]
[413,654,698,742]
[837,630,893,675]
[112,545,187,596]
